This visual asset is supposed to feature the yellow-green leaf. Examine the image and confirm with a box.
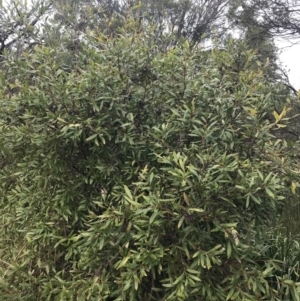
[273,110,280,122]
[124,185,133,199]
[183,192,190,206]
[178,216,184,229]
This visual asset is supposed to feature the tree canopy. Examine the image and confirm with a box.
[230,0,300,41]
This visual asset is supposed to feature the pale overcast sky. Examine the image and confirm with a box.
[277,40,300,90]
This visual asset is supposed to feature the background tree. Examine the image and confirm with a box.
[127,0,230,46]
[36,0,231,48]
[0,0,51,57]
[230,0,300,41]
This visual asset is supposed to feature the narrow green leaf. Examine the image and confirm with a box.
[227,240,231,259]
[124,185,133,199]
[265,188,274,199]
[86,133,98,141]
[178,216,185,229]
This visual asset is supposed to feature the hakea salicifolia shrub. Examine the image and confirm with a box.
[0,28,298,300]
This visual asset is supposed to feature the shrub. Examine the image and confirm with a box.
[0,27,298,300]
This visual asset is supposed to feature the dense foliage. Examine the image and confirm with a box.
[0,23,299,300]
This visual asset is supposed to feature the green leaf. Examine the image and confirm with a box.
[206,256,212,269]
[291,181,297,194]
[117,256,130,269]
[134,274,139,290]
[188,208,204,213]
[124,185,133,200]
[186,269,200,275]
[86,133,98,141]
[178,216,185,229]
[227,240,232,259]
[149,210,158,224]
[183,40,189,49]
[188,274,201,282]
[273,111,280,122]
[226,287,235,301]
[265,188,274,199]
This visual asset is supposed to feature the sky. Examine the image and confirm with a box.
[277,40,300,90]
